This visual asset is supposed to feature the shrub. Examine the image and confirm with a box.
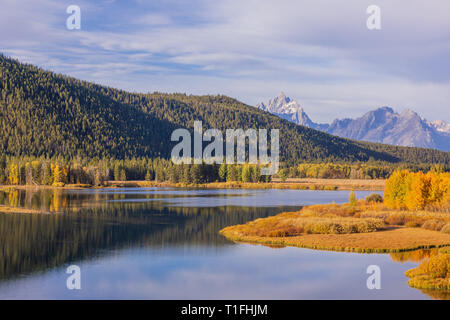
[405,253,450,290]
[385,213,406,225]
[365,193,383,203]
[405,221,421,228]
[297,217,384,235]
[441,223,450,234]
[349,190,357,206]
[422,219,446,232]
[265,226,303,237]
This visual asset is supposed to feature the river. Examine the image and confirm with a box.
[0,188,441,299]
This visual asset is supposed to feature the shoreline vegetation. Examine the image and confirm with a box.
[0,154,445,189]
[220,169,450,292]
[106,178,386,191]
[0,178,385,191]
[405,247,450,291]
[219,202,450,253]
[0,178,386,191]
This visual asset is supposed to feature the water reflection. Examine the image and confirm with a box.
[390,249,440,263]
[0,188,300,281]
[0,188,445,300]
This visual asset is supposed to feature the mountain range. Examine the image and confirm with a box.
[0,55,448,165]
[257,92,450,151]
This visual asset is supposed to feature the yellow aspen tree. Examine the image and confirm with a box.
[52,164,63,185]
[8,163,19,185]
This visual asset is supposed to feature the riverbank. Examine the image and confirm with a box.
[107,179,385,191]
[220,202,450,253]
[0,204,48,214]
[221,227,450,253]
[0,178,385,191]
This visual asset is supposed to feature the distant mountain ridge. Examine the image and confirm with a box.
[1,55,448,165]
[257,93,450,151]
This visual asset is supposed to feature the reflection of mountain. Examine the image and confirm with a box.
[0,189,298,280]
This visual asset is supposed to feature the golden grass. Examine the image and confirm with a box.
[222,213,384,238]
[221,227,450,253]
[2,178,385,191]
[104,178,385,191]
[405,249,450,290]
[220,202,450,253]
[272,178,385,190]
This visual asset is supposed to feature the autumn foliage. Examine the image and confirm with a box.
[384,170,450,211]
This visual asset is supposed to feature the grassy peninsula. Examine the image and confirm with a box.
[405,247,450,291]
[221,170,450,251]
[220,202,450,253]
[220,170,450,292]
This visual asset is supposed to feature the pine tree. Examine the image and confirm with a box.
[242,165,252,182]
[349,190,357,206]
[182,165,192,184]
[278,168,288,182]
[145,170,152,181]
[218,163,227,182]
[190,165,202,184]
[0,154,6,184]
[119,168,127,181]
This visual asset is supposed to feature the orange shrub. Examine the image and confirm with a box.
[422,219,446,231]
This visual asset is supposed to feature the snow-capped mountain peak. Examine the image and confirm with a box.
[429,120,450,134]
[257,92,319,128]
[256,93,450,151]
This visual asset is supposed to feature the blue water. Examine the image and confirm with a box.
[0,188,435,299]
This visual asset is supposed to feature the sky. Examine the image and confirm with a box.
[1,0,450,123]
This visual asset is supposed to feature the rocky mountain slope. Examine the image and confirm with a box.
[257,93,450,151]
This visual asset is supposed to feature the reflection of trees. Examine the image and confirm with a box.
[390,249,450,300]
[0,189,299,280]
[389,249,440,263]
[0,189,256,213]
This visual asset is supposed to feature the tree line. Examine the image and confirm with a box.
[276,163,449,180]
[0,156,273,186]
[2,154,448,186]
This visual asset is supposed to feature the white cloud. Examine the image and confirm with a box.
[1,0,449,122]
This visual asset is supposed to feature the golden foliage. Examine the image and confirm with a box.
[384,170,449,210]
[405,251,450,290]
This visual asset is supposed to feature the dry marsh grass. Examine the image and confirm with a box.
[405,249,450,290]
[220,227,450,253]
[105,179,385,191]
[225,213,384,238]
[220,201,450,253]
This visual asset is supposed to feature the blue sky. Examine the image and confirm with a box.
[1,0,450,122]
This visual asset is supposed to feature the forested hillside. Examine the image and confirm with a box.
[0,55,448,165]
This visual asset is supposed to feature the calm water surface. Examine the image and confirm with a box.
[0,188,442,299]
